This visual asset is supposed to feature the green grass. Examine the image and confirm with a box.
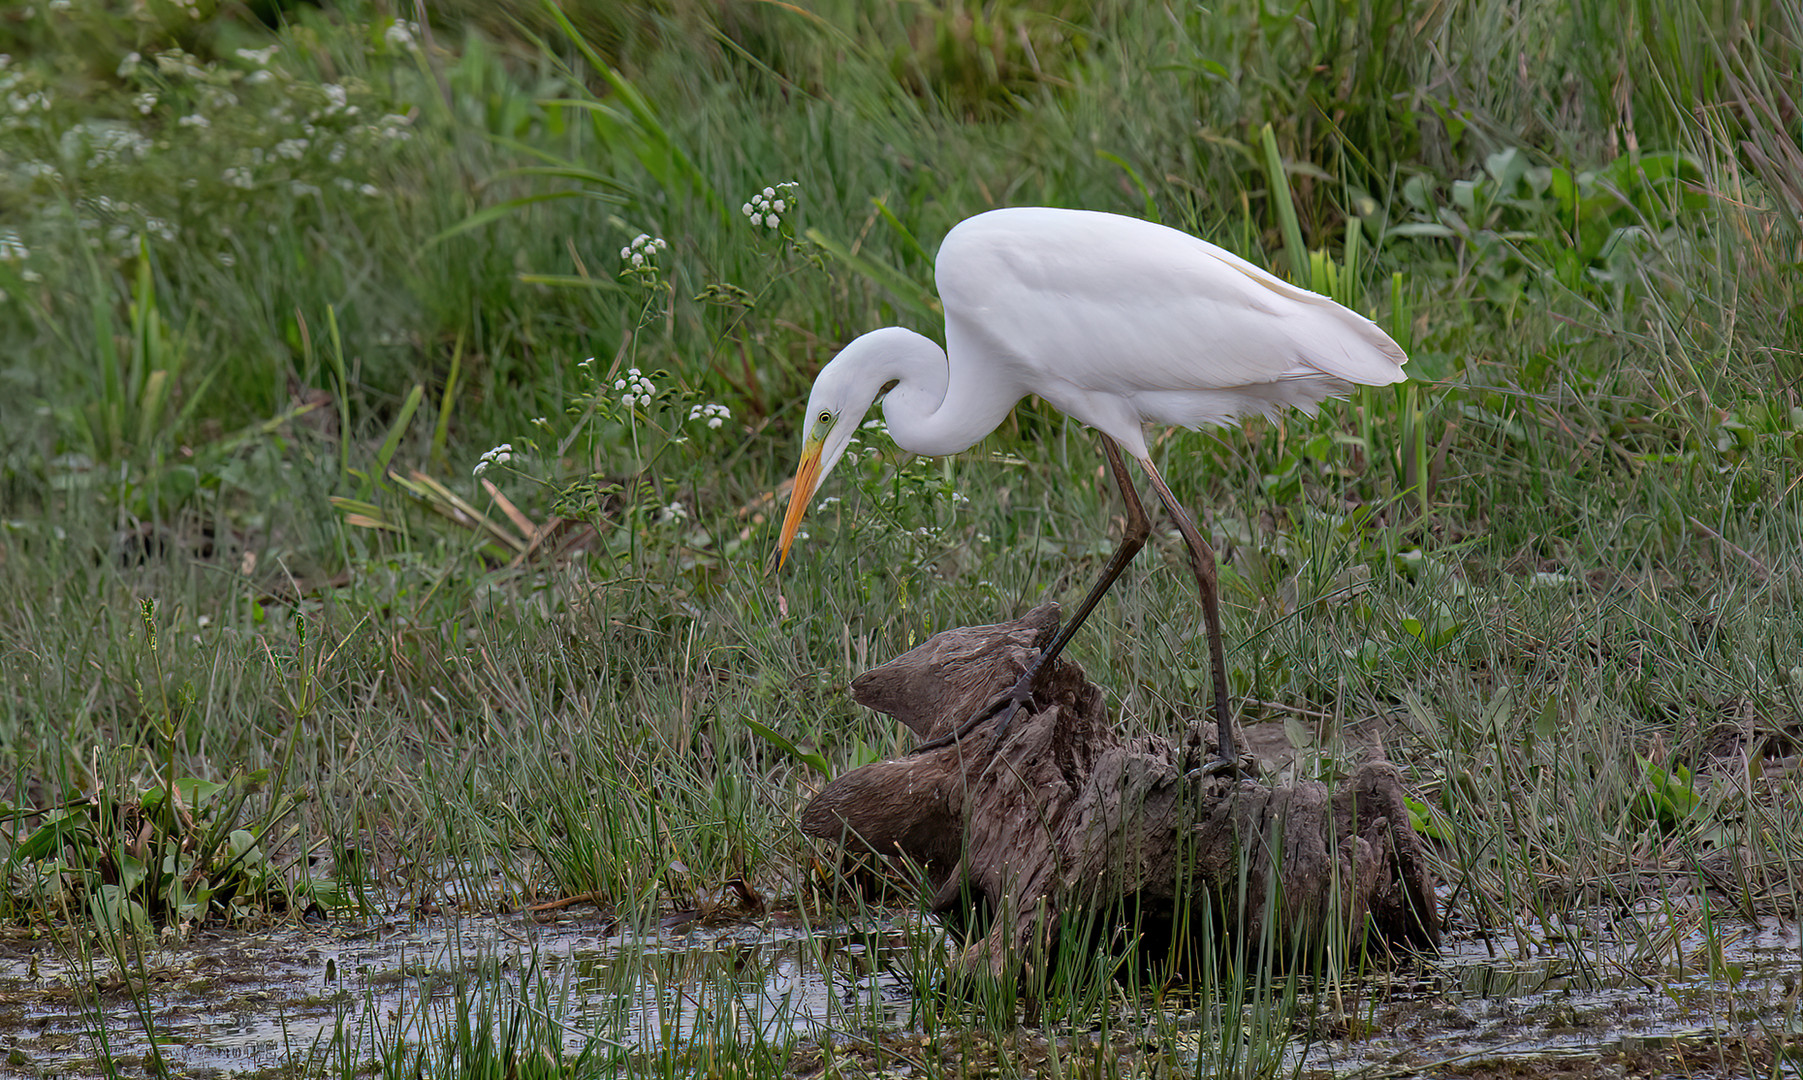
[1,0,1800,1075]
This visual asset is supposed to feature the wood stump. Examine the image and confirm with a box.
[800,604,1439,981]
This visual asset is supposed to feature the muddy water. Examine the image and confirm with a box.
[0,911,924,1076]
[1291,913,1801,1074]
[0,904,1795,1077]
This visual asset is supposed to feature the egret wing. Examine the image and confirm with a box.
[936,208,1406,411]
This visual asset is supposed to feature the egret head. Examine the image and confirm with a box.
[777,360,874,570]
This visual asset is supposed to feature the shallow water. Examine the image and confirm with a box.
[1293,909,1802,1075]
[0,909,923,1076]
[0,901,1795,1077]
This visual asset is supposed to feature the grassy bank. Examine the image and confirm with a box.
[0,0,1799,1074]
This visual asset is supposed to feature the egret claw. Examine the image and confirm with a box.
[912,673,1041,754]
[1184,754,1242,782]
[983,687,1039,751]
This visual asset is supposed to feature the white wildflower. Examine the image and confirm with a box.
[473,442,514,477]
[223,166,253,189]
[153,48,206,78]
[178,113,209,128]
[118,52,141,77]
[74,123,151,167]
[376,113,412,139]
[688,403,731,430]
[660,501,688,522]
[385,20,420,49]
[616,367,655,409]
[0,230,27,262]
[741,181,800,233]
[275,138,307,160]
[133,92,157,115]
[620,233,667,278]
[247,70,274,86]
[358,183,380,197]
[236,46,279,66]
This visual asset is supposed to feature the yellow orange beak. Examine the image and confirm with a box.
[777,439,823,571]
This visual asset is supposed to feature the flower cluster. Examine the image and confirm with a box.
[688,403,730,429]
[0,227,27,300]
[620,233,666,277]
[384,20,421,49]
[741,181,799,230]
[472,443,513,477]
[614,367,655,409]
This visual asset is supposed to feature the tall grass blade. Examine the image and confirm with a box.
[1260,123,1309,282]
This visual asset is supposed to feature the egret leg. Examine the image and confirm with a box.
[912,437,1151,754]
[1137,456,1237,775]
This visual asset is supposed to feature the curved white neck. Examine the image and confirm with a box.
[836,327,1018,457]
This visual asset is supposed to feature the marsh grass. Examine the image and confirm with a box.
[1,0,1800,1074]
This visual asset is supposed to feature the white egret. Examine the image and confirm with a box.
[778,207,1408,770]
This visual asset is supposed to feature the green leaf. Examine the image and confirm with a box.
[426,190,591,247]
[142,777,228,815]
[1405,795,1452,842]
[360,383,423,502]
[1634,755,1701,831]
[1259,123,1309,282]
[5,810,90,868]
[740,717,832,777]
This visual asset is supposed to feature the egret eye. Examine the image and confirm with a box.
[817,410,832,425]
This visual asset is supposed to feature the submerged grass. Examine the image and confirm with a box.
[1,0,1800,1074]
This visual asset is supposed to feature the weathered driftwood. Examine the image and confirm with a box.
[801,604,1439,981]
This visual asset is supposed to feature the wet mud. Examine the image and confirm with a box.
[0,901,1795,1078]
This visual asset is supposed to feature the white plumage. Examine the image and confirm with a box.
[778,206,1408,767]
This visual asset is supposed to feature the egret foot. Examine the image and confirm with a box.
[981,670,1043,751]
[1187,753,1242,782]
[912,666,1042,755]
